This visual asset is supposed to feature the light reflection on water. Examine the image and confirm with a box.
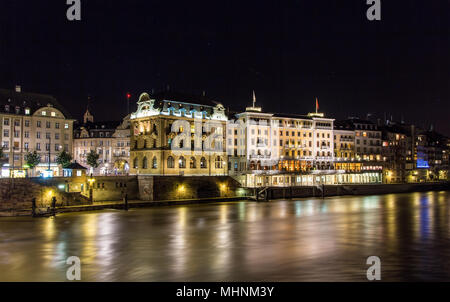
[1,191,450,281]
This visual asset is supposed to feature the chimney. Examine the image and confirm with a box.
[15,85,21,93]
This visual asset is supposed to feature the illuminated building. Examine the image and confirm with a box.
[228,97,382,187]
[333,120,360,173]
[0,86,75,177]
[381,125,409,183]
[129,91,228,176]
[348,118,382,162]
[73,104,131,175]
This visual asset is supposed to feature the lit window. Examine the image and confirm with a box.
[42,111,47,116]
[51,112,56,117]
[25,108,30,115]
[76,170,82,177]
[65,123,69,129]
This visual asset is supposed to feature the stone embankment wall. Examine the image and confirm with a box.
[0,178,91,216]
[0,176,245,216]
[266,182,450,199]
[138,176,245,201]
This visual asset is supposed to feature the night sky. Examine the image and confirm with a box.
[0,0,449,135]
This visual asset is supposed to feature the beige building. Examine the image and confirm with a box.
[333,120,361,173]
[0,86,75,177]
[73,108,130,175]
[129,92,228,176]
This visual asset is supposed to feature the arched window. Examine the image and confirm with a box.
[167,156,174,168]
[142,157,148,169]
[133,157,138,169]
[190,157,196,169]
[152,157,157,169]
[200,157,207,169]
[179,156,186,169]
[215,156,223,169]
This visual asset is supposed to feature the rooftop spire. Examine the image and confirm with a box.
[83,96,94,123]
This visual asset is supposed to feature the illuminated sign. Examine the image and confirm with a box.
[42,170,54,178]
[416,159,429,169]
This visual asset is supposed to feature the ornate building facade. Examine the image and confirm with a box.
[129,92,228,176]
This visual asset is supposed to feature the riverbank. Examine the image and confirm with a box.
[255,181,450,200]
[0,182,449,217]
[0,196,248,217]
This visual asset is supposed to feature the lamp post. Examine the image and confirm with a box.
[87,174,95,203]
[48,136,51,172]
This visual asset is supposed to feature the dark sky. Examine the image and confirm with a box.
[0,0,449,135]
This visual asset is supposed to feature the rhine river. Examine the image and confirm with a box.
[1,191,450,281]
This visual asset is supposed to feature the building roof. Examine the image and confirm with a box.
[64,162,87,170]
[0,88,72,119]
[334,120,356,130]
[345,117,376,125]
[381,124,411,136]
[75,120,121,131]
[271,112,314,120]
[150,91,222,108]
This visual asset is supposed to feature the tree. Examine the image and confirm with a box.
[25,151,41,177]
[56,150,72,168]
[86,150,100,170]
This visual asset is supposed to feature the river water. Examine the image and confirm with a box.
[1,191,450,281]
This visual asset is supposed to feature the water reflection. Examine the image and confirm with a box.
[1,191,450,281]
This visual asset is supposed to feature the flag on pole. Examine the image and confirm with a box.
[316,97,319,113]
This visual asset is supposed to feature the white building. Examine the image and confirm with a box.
[227,98,382,187]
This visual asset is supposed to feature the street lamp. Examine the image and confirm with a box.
[87,174,95,203]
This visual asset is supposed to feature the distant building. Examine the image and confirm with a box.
[0,86,75,177]
[381,124,410,183]
[73,106,130,175]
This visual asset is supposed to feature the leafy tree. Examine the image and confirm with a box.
[25,151,41,177]
[86,150,100,169]
[56,150,72,168]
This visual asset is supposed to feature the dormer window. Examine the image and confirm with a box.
[15,106,20,114]
[5,105,9,112]
[42,111,47,116]
[25,108,30,115]
[51,112,56,117]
